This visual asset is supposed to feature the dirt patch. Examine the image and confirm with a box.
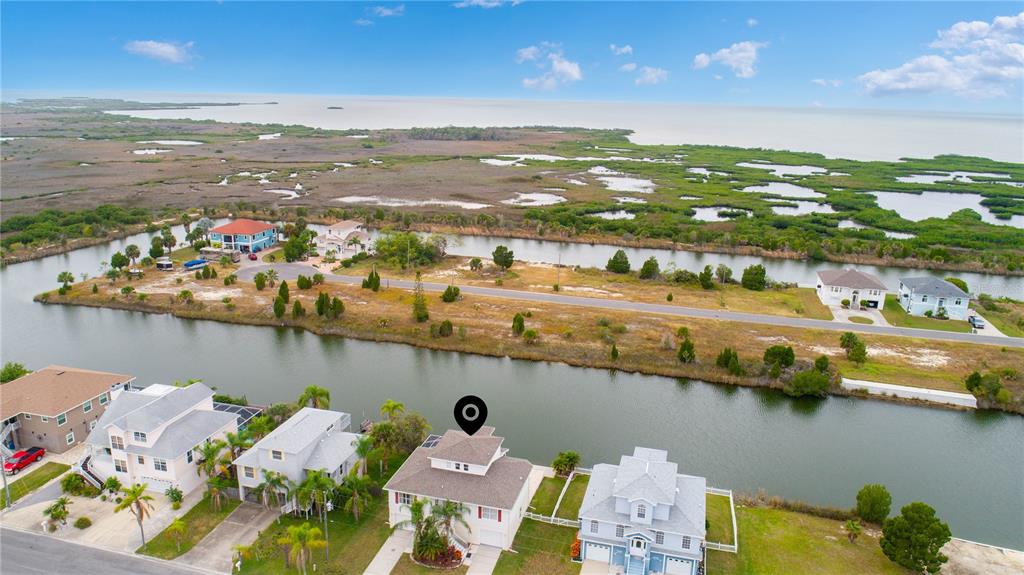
[869,346,950,368]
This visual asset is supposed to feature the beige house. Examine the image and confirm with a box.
[0,366,135,455]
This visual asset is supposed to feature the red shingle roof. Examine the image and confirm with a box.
[211,219,276,235]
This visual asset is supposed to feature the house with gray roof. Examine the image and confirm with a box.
[815,268,888,308]
[82,383,237,494]
[898,277,971,320]
[385,427,534,550]
[233,407,360,507]
[578,447,706,575]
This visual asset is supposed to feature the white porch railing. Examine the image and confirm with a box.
[523,511,580,528]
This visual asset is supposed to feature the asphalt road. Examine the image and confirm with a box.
[0,528,216,575]
[237,263,1024,349]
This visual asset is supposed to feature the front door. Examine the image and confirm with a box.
[630,537,647,556]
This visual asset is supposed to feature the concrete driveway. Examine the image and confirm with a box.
[467,544,501,575]
[178,502,279,574]
[364,528,412,575]
[830,306,890,327]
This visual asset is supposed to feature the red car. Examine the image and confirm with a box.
[4,447,45,475]
[248,253,258,261]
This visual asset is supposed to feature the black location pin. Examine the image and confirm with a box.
[454,395,488,436]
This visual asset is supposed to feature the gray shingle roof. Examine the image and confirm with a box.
[429,426,503,466]
[817,269,888,291]
[305,431,361,472]
[125,410,235,459]
[252,408,350,453]
[900,277,969,298]
[384,428,531,510]
[111,383,217,433]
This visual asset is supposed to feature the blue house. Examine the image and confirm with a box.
[578,447,706,575]
[209,219,278,253]
[897,277,971,321]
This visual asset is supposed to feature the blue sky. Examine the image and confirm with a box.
[2,2,1022,115]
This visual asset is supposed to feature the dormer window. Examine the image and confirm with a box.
[133,431,147,443]
[111,436,125,450]
[272,450,283,460]
[636,504,646,519]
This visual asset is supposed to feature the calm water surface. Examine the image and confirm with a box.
[1,225,1022,548]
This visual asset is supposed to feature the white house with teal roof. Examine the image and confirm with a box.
[578,447,706,575]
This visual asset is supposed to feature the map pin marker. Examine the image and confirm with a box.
[454,395,487,436]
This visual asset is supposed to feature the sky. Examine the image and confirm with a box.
[2,1,1022,115]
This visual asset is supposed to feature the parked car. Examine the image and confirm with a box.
[248,253,258,261]
[4,447,45,475]
[968,316,986,329]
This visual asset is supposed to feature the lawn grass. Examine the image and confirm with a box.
[705,507,908,575]
[881,295,971,333]
[138,494,241,559]
[554,474,589,520]
[0,462,70,509]
[168,246,200,263]
[848,316,874,325]
[705,493,735,546]
[528,476,565,516]
[972,300,1024,338]
[493,519,579,575]
[392,554,468,574]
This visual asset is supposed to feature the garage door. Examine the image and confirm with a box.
[665,557,693,575]
[586,543,611,563]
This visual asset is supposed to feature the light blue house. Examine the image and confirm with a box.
[209,219,278,253]
[578,447,706,575]
[897,277,971,321]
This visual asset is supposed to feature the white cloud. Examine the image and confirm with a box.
[370,4,404,17]
[454,0,519,7]
[693,41,767,78]
[609,44,633,56]
[354,18,374,26]
[635,66,668,85]
[713,74,723,81]
[123,40,195,64]
[747,18,758,28]
[619,62,637,72]
[811,78,842,88]
[859,12,1024,98]
[518,43,582,90]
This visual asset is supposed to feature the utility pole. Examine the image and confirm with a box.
[1,453,10,505]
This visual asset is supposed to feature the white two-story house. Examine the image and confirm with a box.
[233,407,360,507]
[897,277,971,320]
[313,220,370,258]
[82,383,238,494]
[385,427,533,550]
[578,447,706,575]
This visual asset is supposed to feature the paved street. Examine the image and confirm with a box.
[237,263,1023,349]
[0,528,214,575]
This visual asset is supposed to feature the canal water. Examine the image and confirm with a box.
[1,225,1021,549]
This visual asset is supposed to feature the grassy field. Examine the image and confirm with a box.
[392,555,469,574]
[528,476,566,516]
[705,493,735,546]
[706,507,908,575]
[0,462,70,509]
[493,519,579,575]
[881,295,972,333]
[973,298,1024,338]
[554,474,589,520]
[138,494,241,559]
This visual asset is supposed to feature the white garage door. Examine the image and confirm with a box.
[478,528,505,548]
[665,557,693,575]
[586,543,611,563]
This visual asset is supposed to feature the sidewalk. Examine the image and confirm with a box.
[178,502,279,574]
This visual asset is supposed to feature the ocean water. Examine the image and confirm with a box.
[70,92,1024,163]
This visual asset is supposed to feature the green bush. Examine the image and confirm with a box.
[606,249,630,274]
[880,502,951,573]
[438,320,454,337]
[296,275,313,290]
[639,257,660,279]
[512,313,525,336]
[677,339,695,363]
[441,285,460,303]
[741,264,767,291]
[763,345,795,368]
[856,484,892,523]
[814,355,830,373]
[74,517,92,529]
[715,347,738,369]
[784,369,831,397]
[273,296,286,318]
[523,329,539,344]
[292,300,306,318]
[698,265,715,290]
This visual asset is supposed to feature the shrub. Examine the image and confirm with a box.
[438,320,454,337]
[522,329,539,344]
[606,249,630,274]
[848,341,868,365]
[715,347,738,369]
[784,369,831,397]
[362,267,381,291]
[727,355,745,376]
[120,286,134,296]
[924,309,934,318]
[61,473,85,495]
[292,300,306,318]
[638,257,660,279]
[814,355,830,373]
[666,293,673,302]
[312,273,325,285]
[677,339,695,363]
[273,296,286,318]
[412,274,429,323]
[610,344,619,361]
[841,298,851,308]
[769,362,782,379]
[763,345,795,368]
[741,264,767,291]
[676,326,689,339]
[176,290,194,304]
[512,313,525,336]
[441,285,460,303]
[698,265,714,289]
[330,297,345,319]
[74,517,92,529]
[715,264,733,284]
[165,486,184,504]
[91,284,98,294]
[880,502,951,573]
[856,484,892,523]
[315,292,330,316]
[469,257,483,271]
[296,275,313,290]
[492,245,514,270]
[278,281,290,303]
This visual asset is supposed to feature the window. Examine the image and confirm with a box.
[99,393,109,405]
[154,459,167,472]
[56,413,67,426]
[244,466,255,479]
[41,416,49,423]
[271,450,283,461]
[636,504,646,519]
[133,431,147,442]
[65,431,75,445]
[111,436,125,450]
[89,420,97,431]
[590,520,599,534]
[681,536,691,549]
[23,414,31,420]
[616,525,625,538]
[454,462,462,470]
[481,507,499,521]
[114,459,127,473]
[955,298,962,306]
[399,492,412,505]
[655,531,665,545]
[82,400,92,413]
[137,455,145,465]
[186,450,193,464]
[922,295,929,302]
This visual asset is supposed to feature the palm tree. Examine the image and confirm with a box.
[56,271,75,289]
[124,244,141,267]
[208,475,232,512]
[552,451,582,477]
[277,523,326,575]
[297,385,330,409]
[167,518,187,552]
[392,496,429,538]
[352,435,374,477]
[266,269,280,288]
[379,399,405,421]
[845,519,862,543]
[431,499,471,541]
[340,468,375,522]
[43,496,72,530]
[115,483,155,546]
[256,469,288,509]
[246,415,273,441]
[103,475,122,496]
[180,212,192,234]
[225,430,252,460]
[197,439,229,480]
[369,420,398,472]
[294,470,335,519]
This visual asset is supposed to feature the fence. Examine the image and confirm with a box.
[523,511,581,528]
[705,487,739,554]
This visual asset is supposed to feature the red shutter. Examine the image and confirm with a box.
[478,506,482,519]
[498,509,502,522]
[394,492,399,504]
